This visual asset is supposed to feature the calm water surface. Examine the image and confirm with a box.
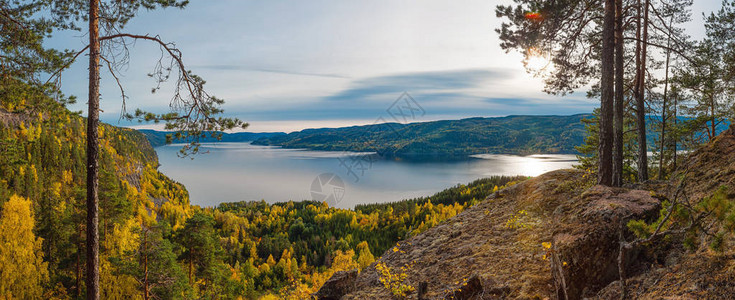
[156,143,578,208]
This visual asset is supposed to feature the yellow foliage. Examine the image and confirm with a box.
[61,170,73,184]
[0,195,49,299]
[100,258,142,300]
[108,218,141,257]
[278,279,313,300]
[50,182,62,199]
[331,249,358,272]
[505,210,533,229]
[259,263,271,274]
[18,122,41,141]
[136,205,157,227]
[375,261,414,299]
[541,241,555,261]
[356,241,375,269]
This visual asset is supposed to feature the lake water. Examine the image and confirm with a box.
[156,143,578,208]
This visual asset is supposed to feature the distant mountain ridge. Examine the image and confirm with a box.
[139,114,718,161]
[251,114,591,160]
[138,129,286,147]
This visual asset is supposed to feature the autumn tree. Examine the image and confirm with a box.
[0,195,49,299]
[356,241,375,269]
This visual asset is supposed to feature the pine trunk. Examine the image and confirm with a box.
[711,95,716,140]
[636,0,650,182]
[658,16,673,180]
[86,0,101,299]
[599,0,616,186]
[612,0,624,187]
[673,92,677,170]
[189,250,193,285]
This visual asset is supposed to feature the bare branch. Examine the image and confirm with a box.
[44,45,90,85]
[622,37,696,65]
[100,55,127,120]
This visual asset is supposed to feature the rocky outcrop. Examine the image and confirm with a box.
[0,107,35,127]
[333,169,662,299]
[440,274,511,300]
[671,125,735,204]
[591,126,735,299]
[314,269,359,300]
[549,186,659,299]
[594,252,735,299]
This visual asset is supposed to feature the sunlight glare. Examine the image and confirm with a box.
[524,47,554,73]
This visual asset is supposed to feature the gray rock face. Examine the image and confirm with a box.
[314,269,359,300]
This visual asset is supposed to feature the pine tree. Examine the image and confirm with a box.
[174,213,227,294]
[496,0,618,185]
[42,2,248,297]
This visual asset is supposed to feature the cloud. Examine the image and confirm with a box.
[191,64,350,79]
[209,68,597,122]
[323,68,515,102]
[483,98,535,106]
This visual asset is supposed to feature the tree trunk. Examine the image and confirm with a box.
[86,0,101,299]
[76,223,83,297]
[189,250,193,285]
[658,16,673,180]
[673,90,677,170]
[599,0,616,186]
[612,0,624,187]
[143,229,149,300]
[710,94,716,140]
[634,0,642,114]
[635,0,650,182]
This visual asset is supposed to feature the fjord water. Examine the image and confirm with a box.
[156,143,578,209]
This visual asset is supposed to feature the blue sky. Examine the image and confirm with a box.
[46,0,722,132]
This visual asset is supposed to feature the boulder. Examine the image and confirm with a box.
[550,185,660,299]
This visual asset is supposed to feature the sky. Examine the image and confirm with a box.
[46,0,723,133]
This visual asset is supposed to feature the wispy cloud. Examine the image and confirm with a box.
[324,68,514,101]
[192,65,350,79]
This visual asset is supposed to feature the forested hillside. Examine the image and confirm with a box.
[251,115,589,160]
[0,91,523,298]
